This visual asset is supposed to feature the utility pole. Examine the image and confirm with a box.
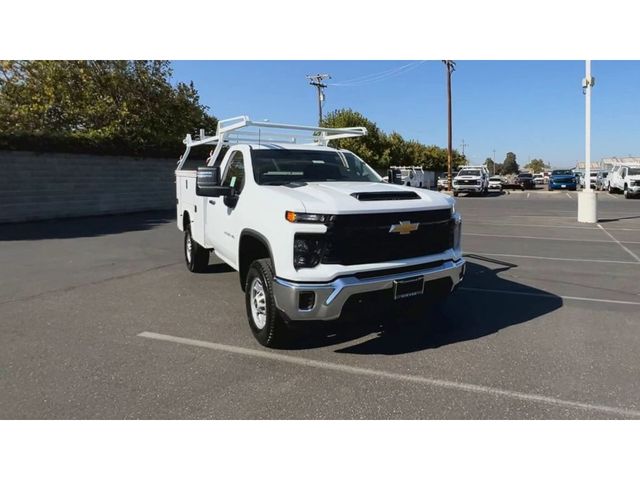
[460,139,468,157]
[492,149,496,175]
[306,73,331,126]
[443,60,456,191]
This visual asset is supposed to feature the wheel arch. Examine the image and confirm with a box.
[238,229,274,291]
[182,210,191,231]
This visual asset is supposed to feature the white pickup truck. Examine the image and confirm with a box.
[452,166,490,196]
[176,116,465,347]
[607,164,640,199]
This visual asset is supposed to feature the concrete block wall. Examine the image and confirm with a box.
[0,151,178,223]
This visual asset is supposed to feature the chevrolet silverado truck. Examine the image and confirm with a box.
[452,166,489,196]
[176,116,465,347]
[608,164,640,198]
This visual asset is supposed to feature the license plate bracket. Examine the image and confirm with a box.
[393,276,425,300]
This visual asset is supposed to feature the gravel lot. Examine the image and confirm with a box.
[1,190,639,419]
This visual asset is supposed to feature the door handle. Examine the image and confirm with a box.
[208,199,216,205]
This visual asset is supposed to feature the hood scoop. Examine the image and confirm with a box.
[351,191,421,201]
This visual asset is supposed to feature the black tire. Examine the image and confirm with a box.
[624,185,630,199]
[453,191,459,197]
[184,228,209,273]
[245,258,288,348]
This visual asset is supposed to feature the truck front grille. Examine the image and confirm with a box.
[321,209,454,266]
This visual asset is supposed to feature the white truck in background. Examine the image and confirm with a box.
[387,166,434,189]
[607,164,640,198]
[175,116,465,347]
[452,166,490,196]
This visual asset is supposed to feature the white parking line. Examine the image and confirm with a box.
[527,193,530,199]
[597,224,640,263]
[460,287,640,306]
[138,331,640,418]
[463,232,633,244]
[464,222,598,230]
[565,193,573,199]
[465,251,639,265]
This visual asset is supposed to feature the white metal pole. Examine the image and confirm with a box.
[577,60,597,223]
[585,60,591,191]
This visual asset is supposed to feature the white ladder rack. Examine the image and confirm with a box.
[177,115,367,169]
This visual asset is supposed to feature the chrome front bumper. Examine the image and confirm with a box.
[272,258,465,321]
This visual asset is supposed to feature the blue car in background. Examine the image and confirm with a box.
[548,169,577,191]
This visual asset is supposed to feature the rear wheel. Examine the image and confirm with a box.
[245,258,288,347]
[184,228,209,273]
[624,184,631,199]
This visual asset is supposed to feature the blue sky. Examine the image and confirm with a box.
[171,61,640,168]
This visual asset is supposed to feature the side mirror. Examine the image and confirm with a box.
[196,166,225,196]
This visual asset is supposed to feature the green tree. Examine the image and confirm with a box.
[484,157,496,175]
[524,158,546,173]
[322,108,465,172]
[321,108,389,169]
[502,151,519,174]
[0,60,217,156]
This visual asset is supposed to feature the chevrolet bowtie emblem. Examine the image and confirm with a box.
[389,221,419,235]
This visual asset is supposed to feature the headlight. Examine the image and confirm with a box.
[285,211,334,224]
[293,234,325,269]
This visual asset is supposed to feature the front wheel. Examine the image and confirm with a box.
[184,228,209,273]
[624,185,631,199]
[245,258,288,347]
[453,191,459,197]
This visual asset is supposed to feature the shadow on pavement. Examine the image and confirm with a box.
[0,210,174,241]
[599,214,640,223]
[283,261,563,355]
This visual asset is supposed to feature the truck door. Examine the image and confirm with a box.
[204,150,246,268]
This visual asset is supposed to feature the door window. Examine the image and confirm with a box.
[222,152,246,193]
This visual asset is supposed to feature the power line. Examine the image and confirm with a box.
[329,61,426,87]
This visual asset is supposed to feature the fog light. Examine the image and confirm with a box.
[298,291,315,311]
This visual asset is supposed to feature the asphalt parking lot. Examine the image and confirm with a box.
[1,189,639,419]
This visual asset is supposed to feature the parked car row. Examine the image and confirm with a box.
[435,165,639,199]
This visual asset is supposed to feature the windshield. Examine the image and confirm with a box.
[519,173,532,178]
[251,150,381,185]
[458,169,481,176]
[628,168,640,176]
[552,170,573,176]
[490,177,501,181]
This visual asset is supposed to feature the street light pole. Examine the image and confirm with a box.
[578,60,597,223]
